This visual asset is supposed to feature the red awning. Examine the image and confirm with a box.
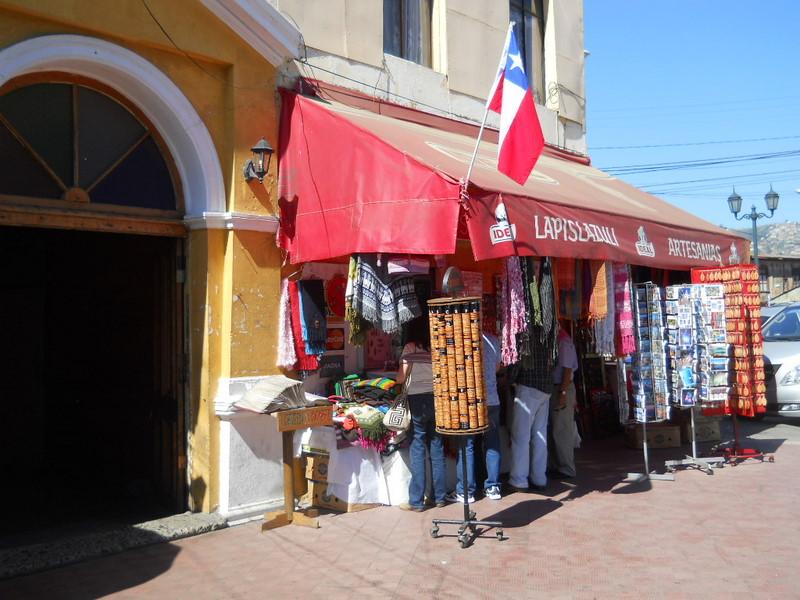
[278,90,747,268]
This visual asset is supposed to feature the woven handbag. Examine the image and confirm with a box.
[383,364,412,432]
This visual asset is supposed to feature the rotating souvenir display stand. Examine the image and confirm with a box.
[692,265,775,466]
[663,284,724,475]
[426,294,503,547]
[624,282,674,482]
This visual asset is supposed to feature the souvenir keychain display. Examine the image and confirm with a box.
[663,284,726,474]
[427,296,503,547]
[625,282,674,482]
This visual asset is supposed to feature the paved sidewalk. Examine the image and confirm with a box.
[2,419,799,599]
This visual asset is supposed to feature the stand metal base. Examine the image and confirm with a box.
[431,438,504,548]
[430,510,504,548]
[722,446,775,466]
[664,455,725,475]
[624,471,675,482]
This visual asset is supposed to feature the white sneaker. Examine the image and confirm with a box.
[485,485,501,500]
[445,491,475,504]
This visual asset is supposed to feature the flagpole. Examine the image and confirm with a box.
[460,22,515,205]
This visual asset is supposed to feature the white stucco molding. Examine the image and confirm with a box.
[0,34,225,217]
[185,211,279,233]
[199,0,302,66]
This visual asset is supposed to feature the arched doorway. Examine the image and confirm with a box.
[0,74,187,535]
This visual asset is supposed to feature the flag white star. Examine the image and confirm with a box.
[508,51,524,73]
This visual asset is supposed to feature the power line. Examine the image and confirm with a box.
[639,168,800,191]
[602,149,800,175]
[592,134,800,150]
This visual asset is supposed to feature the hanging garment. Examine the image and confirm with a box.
[555,257,577,320]
[297,279,327,356]
[346,256,372,345]
[587,260,609,319]
[539,257,555,345]
[288,281,319,371]
[347,254,420,335]
[500,256,527,365]
[574,259,585,320]
[529,262,542,327]
[613,262,636,356]
[593,261,616,355]
[277,278,297,369]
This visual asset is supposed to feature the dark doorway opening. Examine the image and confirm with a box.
[0,226,185,545]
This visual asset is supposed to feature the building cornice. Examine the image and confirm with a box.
[185,211,279,233]
[199,0,302,66]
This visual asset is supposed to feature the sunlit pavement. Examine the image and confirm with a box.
[2,417,799,599]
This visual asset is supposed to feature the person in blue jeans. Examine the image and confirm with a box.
[446,331,503,503]
[397,317,446,511]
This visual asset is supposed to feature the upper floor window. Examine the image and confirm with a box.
[383,0,432,67]
[510,0,545,104]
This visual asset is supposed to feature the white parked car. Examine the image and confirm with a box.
[763,303,800,417]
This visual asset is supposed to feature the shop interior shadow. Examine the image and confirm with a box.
[0,227,183,550]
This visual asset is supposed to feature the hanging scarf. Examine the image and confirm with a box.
[276,278,297,369]
[613,262,636,356]
[553,258,580,320]
[297,279,327,355]
[288,281,319,371]
[529,260,542,326]
[347,254,420,335]
[593,262,616,355]
[346,256,372,345]
[587,260,609,319]
[500,256,527,365]
[540,257,555,343]
[392,275,422,328]
[517,257,533,357]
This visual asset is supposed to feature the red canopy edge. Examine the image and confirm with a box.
[278,90,748,269]
[278,90,461,264]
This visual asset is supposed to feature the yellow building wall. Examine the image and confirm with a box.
[0,0,285,512]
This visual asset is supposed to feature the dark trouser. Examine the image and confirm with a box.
[408,393,446,507]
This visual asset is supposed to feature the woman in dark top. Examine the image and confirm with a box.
[395,316,446,511]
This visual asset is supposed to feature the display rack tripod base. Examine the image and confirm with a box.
[717,412,775,466]
[624,420,675,482]
[430,437,504,548]
[664,409,724,475]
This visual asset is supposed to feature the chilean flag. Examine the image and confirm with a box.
[487,24,545,185]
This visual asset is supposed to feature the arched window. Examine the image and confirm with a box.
[0,77,179,213]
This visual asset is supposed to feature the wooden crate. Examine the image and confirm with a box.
[304,454,330,482]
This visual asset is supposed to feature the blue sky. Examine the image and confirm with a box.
[584,1,800,231]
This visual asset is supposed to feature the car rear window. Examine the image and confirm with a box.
[763,307,800,340]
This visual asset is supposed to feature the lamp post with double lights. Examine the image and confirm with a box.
[727,185,780,267]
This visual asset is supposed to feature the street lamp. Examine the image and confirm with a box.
[727,185,780,267]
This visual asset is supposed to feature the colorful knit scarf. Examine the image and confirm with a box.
[593,262,616,355]
[613,262,636,356]
[587,260,609,319]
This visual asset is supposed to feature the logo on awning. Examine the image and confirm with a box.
[635,226,655,257]
[728,242,740,265]
[490,202,516,245]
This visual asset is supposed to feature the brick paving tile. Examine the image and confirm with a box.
[2,430,799,599]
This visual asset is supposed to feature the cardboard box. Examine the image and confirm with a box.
[304,454,329,482]
[304,480,379,513]
[681,418,721,444]
[625,423,681,449]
